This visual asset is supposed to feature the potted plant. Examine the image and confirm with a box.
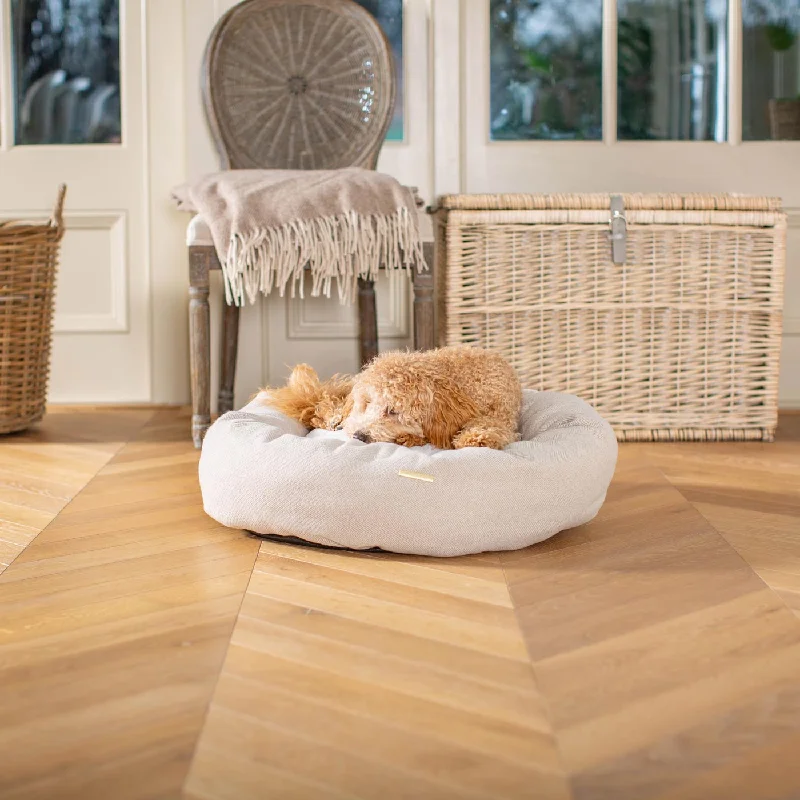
[765,22,800,139]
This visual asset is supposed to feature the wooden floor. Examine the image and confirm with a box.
[0,409,799,800]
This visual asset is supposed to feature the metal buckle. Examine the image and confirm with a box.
[609,195,627,265]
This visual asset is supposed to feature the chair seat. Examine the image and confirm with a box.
[186,187,423,249]
[187,214,214,247]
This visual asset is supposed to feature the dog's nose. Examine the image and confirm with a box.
[353,430,371,443]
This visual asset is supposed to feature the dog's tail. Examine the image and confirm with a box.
[257,364,354,430]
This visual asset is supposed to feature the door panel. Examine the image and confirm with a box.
[0,0,149,402]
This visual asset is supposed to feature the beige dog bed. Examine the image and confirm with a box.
[199,390,617,557]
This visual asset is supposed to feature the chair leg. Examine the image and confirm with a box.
[219,298,240,415]
[189,247,211,448]
[357,277,379,368]
[413,241,436,352]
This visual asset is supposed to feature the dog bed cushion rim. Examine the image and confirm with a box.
[199,390,618,557]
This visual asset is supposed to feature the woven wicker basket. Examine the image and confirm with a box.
[0,186,67,434]
[433,193,786,442]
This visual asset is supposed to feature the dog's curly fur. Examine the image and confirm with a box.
[258,346,522,450]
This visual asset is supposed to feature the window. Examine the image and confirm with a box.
[489,0,603,140]
[12,0,121,145]
[488,0,800,143]
[617,0,727,141]
[355,0,404,141]
[742,0,800,140]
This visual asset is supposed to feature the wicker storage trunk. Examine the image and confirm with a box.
[0,186,66,434]
[433,193,786,442]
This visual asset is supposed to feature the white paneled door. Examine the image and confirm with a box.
[0,0,186,405]
[0,0,148,402]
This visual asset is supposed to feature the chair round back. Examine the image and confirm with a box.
[202,0,396,171]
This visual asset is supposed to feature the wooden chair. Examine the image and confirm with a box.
[188,0,434,447]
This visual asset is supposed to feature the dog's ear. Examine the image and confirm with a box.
[340,392,354,422]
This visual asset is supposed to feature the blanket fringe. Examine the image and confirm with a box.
[223,206,425,306]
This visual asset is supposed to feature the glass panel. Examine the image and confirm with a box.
[355,0,404,142]
[489,0,603,141]
[12,0,121,145]
[742,2,800,140]
[617,0,728,141]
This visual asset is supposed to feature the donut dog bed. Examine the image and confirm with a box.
[199,390,618,557]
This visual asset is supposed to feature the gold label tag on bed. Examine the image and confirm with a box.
[398,470,435,482]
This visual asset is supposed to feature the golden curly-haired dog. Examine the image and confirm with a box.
[259,346,522,450]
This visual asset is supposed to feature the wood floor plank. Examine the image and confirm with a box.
[0,409,260,799]
[5,527,242,582]
[641,427,800,622]
[233,602,546,733]
[185,541,571,800]
[197,705,497,800]
[0,538,254,607]
[569,673,800,800]
[1,739,194,800]
[186,745,354,800]
[257,539,514,605]
[237,590,537,692]
[249,556,524,649]
[650,731,800,800]
[223,642,553,766]
[213,672,558,798]
[0,410,154,573]
[504,447,800,800]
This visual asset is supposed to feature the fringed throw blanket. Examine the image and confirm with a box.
[173,168,424,306]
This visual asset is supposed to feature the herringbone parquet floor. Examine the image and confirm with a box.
[1,408,798,800]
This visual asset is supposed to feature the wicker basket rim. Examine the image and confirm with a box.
[0,184,67,235]
[433,193,783,213]
[0,221,64,236]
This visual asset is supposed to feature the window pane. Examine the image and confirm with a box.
[355,0,404,142]
[12,0,121,146]
[490,0,603,141]
[617,0,727,141]
[742,2,800,140]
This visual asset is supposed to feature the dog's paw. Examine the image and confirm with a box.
[452,431,504,449]
[395,433,427,448]
[452,422,517,450]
